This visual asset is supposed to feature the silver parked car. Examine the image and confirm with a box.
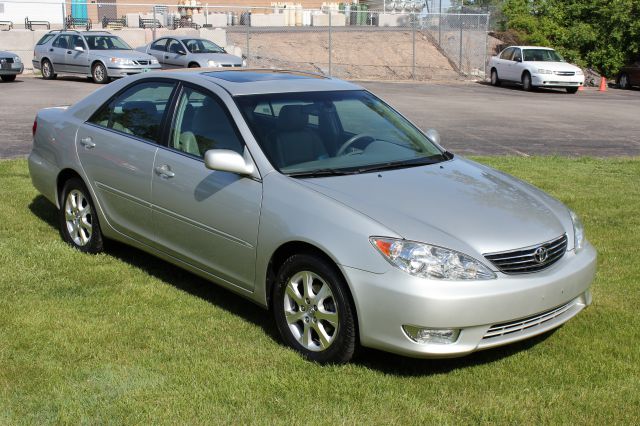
[32,30,161,84]
[136,36,244,69]
[28,70,596,364]
[0,50,24,82]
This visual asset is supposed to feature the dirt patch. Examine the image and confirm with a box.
[228,29,459,81]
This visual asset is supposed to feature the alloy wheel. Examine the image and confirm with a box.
[64,189,93,246]
[283,270,339,352]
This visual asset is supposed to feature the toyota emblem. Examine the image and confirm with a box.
[533,247,548,263]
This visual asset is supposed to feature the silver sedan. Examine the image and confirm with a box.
[28,70,596,364]
[137,36,244,69]
[0,50,24,82]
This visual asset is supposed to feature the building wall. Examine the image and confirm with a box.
[1,0,65,25]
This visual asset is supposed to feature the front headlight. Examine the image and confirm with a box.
[537,68,553,74]
[207,60,220,67]
[242,59,247,67]
[110,57,135,66]
[150,58,159,65]
[569,209,585,252]
[370,237,496,280]
[575,69,584,75]
[13,56,21,63]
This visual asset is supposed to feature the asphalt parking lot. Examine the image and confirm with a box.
[1,75,639,158]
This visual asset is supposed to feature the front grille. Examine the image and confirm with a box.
[484,234,568,274]
[134,60,150,65]
[555,71,575,76]
[483,300,574,339]
[0,57,14,64]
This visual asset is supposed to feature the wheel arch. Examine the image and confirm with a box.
[56,168,85,207]
[265,241,359,336]
[188,61,201,68]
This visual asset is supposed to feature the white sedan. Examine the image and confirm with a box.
[489,46,584,93]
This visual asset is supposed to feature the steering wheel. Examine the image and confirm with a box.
[336,134,375,156]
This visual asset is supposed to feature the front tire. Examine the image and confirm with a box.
[522,72,533,91]
[272,254,356,364]
[188,62,200,68]
[490,68,501,86]
[92,62,109,84]
[1,75,16,82]
[58,178,104,254]
[566,87,579,94]
[41,59,57,80]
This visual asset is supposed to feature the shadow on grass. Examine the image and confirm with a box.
[28,195,279,345]
[29,194,557,376]
[353,329,557,376]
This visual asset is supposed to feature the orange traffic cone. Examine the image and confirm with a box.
[598,77,607,92]
[578,85,584,91]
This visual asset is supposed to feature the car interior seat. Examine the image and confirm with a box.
[187,97,243,155]
[269,105,328,168]
[120,101,158,139]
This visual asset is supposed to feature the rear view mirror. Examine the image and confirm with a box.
[204,149,254,175]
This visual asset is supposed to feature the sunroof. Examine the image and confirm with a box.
[202,70,324,83]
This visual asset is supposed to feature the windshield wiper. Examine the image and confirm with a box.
[286,168,359,178]
[355,154,451,173]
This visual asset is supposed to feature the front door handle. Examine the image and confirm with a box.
[49,48,54,52]
[164,55,169,59]
[67,50,72,54]
[80,136,95,149]
[154,164,175,179]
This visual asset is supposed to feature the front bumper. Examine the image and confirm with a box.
[106,64,162,77]
[344,242,596,358]
[531,72,585,87]
[0,62,24,75]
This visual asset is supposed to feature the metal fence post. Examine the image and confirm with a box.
[438,0,442,46]
[328,11,332,77]
[152,6,156,41]
[458,14,463,72]
[484,12,490,80]
[246,9,250,66]
[62,2,66,30]
[412,12,416,79]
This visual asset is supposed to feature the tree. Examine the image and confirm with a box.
[499,0,640,76]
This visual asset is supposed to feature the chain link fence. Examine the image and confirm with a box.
[0,1,490,80]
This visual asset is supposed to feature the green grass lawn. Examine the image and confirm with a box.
[1,157,638,424]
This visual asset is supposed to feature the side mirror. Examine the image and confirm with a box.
[425,128,441,146]
[177,49,187,56]
[204,149,254,175]
[515,57,522,62]
[74,46,84,52]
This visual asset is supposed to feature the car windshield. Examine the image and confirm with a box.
[235,90,446,176]
[183,39,225,54]
[84,35,132,50]
[523,49,564,62]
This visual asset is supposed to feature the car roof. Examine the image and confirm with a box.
[162,69,363,96]
[509,46,555,50]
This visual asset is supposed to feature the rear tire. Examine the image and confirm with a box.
[490,68,501,86]
[58,178,104,254]
[272,253,356,364]
[92,62,109,84]
[41,59,57,80]
[1,75,16,82]
[522,72,533,91]
[566,87,579,94]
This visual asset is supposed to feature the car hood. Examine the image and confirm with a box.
[526,61,581,72]
[0,50,17,57]
[190,52,243,65]
[297,157,570,256]
[91,50,156,61]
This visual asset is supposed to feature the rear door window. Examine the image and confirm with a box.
[500,47,514,60]
[88,81,176,143]
[151,38,168,51]
[36,34,56,45]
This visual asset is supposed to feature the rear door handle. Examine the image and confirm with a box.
[80,136,95,149]
[49,48,54,52]
[154,164,175,178]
